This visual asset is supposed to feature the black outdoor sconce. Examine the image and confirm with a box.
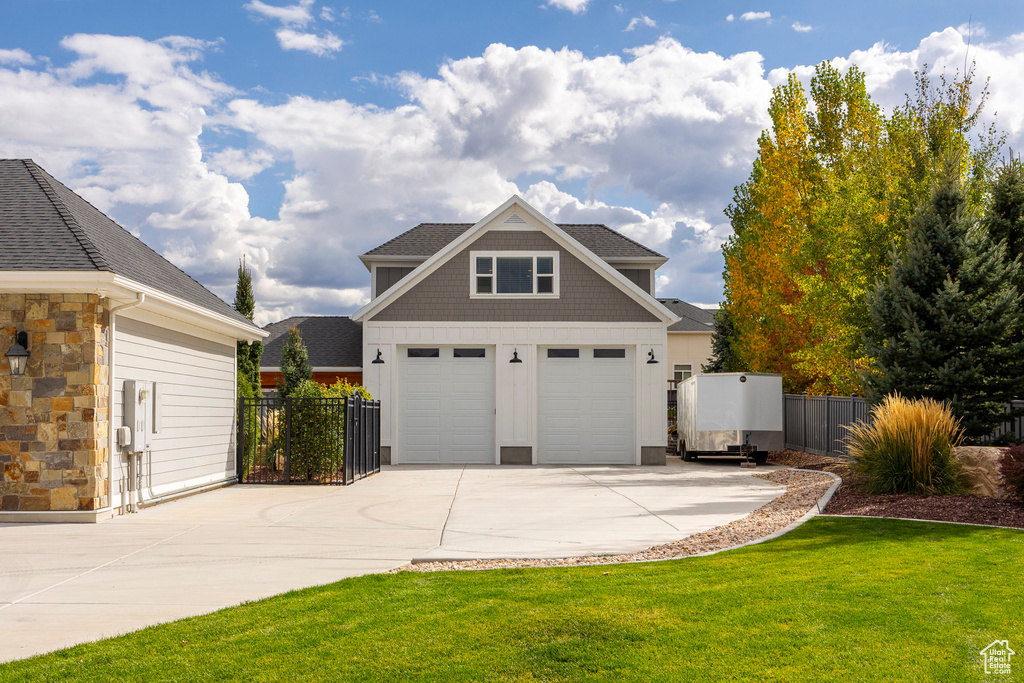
[647,348,659,364]
[509,348,523,364]
[372,348,385,364]
[5,331,29,376]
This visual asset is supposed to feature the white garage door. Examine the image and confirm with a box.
[538,347,635,464]
[398,346,495,464]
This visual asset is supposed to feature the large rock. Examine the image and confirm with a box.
[953,446,1005,499]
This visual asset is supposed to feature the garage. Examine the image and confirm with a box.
[397,346,495,463]
[538,347,635,464]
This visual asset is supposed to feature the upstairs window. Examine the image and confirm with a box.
[472,252,559,297]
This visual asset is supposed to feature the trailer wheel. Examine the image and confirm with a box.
[681,441,694,462]
[753,451,768,464]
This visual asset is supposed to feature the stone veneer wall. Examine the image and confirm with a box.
[0,293,109,512]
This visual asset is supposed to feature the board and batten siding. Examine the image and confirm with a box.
[111,315,236,508]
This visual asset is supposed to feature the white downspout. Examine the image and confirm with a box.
[107,293,145,514]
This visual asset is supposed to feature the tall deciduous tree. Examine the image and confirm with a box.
[863,174,1024,440]
[278,325,312,398]
[234,257,263,392]
[721,62,1002,394]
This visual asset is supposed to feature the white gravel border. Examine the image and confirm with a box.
[397,467,841,573]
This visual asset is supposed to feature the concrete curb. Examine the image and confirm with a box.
[409,468,843,566]
[682,468,842,561]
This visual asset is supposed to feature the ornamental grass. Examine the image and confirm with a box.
[847,393,964,495]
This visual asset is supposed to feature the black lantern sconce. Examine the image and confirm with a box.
[371,348,385,364]
[509,348,523,364]
[5,331,29,376]
[646,348,659,364]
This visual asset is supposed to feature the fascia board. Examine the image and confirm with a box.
[514,206,680,325]
[351,195,522,322]
[111,276,267,342]
[0,271,265,341]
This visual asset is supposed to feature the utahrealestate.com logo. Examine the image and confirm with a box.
[980,640,1015,675]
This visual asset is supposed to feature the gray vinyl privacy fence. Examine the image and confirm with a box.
[783,394,1024,458]
[784,393,868,459]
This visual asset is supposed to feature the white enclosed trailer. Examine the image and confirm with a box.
[677,373,784,463]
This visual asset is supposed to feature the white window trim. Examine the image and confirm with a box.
[469,251,560,299]
[673,363,693,381]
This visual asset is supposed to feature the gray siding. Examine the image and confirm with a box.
[375,266,415,296]
[372,231,659,323]
[617,268,653,295]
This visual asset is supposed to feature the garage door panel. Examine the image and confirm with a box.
[539,348,634,465]
[399,348,495,464]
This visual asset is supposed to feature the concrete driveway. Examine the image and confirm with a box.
[0,459,784,662]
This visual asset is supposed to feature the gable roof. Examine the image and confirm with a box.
[261,316,363,369]
[0,159,253,327]
[352,195,679,325]
[362,222,665,261]
[658,298,716,332]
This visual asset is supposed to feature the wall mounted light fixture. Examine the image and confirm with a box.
[5,331,29,376]
[647,349,659,364]
[372,348,385,364]
[510,348,523,364]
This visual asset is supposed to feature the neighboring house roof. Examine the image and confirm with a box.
[658,298,715,332]
[362,222,665,261]
[0,158,252,327]
[261,316,363,369]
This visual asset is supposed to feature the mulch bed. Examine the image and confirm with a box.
[770,449,1024,530]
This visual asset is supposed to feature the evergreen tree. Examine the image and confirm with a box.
[703,307,741,373]
[987,156,1024,265]
[278,325,312,397]
[864,174,1024,440]
[234,257,263,390]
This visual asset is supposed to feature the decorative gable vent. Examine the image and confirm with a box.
[503,213,526,224]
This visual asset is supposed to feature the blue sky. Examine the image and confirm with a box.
[2,1,1023,322]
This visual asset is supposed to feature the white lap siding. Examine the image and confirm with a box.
[111,315,236,509]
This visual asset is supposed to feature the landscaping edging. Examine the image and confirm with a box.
[399,467,840,573]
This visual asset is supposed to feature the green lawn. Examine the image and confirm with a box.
[2,517,1022,682]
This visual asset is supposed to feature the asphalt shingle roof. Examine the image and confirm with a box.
[261,317,363,369]
[363,223,665,260]
[0,159,252,327]
[658,298,716,332]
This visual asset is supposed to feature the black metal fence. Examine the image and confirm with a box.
[237,394,381,485]
[667,387,678,450]
[982,400,1024,444]
[784,393,868,459]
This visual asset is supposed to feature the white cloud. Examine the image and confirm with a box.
[244,0,344,56]
[726,14,734,22]
[4,28,1024,318]
[244,0,315,27]
[546,0,590,14]
[792,22,812,33]
[364,10,382,23]
[275,28,344,56]
[0,48,33,65]
[614,4,625,14]
[206,147,276,179]
[740,11,770,21]
[957,22,988,39]
[625,15,657,32]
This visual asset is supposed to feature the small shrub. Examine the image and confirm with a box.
[999,444,1024,501]
[847,393,964,495]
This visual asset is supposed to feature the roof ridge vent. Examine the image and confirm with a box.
[503,212,526,224]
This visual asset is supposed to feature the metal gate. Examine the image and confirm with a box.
[237,394,381,484]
